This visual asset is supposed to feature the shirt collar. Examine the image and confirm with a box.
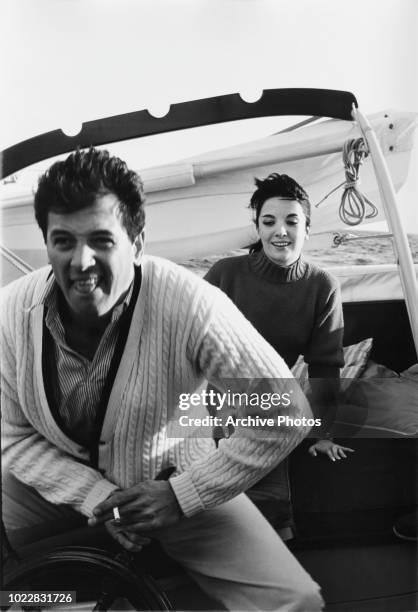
[110,279,134,322]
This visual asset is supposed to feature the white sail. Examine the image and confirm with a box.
[1,109,416,267]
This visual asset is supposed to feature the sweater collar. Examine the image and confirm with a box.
[249,249,307,282]
[27,267,55,312]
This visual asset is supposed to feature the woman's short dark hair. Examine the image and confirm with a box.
[248,173,311,253]
[34,147,145,242]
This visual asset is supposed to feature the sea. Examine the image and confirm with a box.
[180,233,418,277]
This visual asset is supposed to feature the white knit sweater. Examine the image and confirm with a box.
[1,256,311,518]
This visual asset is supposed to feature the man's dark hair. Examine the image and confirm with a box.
[248,173,311,253]
[34,147,145,242]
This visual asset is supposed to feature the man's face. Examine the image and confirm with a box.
[46,193,143,322]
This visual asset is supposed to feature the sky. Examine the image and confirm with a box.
[1,0,417,230]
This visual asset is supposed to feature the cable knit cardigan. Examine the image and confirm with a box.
[1,255,311,519]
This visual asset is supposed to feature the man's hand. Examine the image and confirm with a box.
[105,520,152,552]
[88,480,182,533]
[308,439,355,462]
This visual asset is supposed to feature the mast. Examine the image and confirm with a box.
[353,107,418,354]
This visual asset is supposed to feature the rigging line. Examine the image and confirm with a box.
[277,116,321,134]
[0,244,34,274]
[333,232,393,247]
[315,138,379,226]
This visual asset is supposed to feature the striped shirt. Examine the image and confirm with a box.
[44,282,133,447]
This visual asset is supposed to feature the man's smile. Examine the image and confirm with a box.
[70,275,100,294]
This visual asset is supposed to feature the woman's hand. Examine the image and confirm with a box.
[308,439,354,462]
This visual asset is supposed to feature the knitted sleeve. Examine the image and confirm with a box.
[203,261,222,286]
[203,259,233,296]
[304,271,344,373]
[1,283,119,517]
[169,288,313,516]
[303,272,344,436]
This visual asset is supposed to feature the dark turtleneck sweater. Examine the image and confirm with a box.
[204,250,344,378]
[206,251,344,521]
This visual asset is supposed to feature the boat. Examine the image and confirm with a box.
[1,89,417,610]
[1,103,416,266]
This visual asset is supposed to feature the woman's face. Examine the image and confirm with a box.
[257,198,309,267]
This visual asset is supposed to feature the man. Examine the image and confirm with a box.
[1,148,323,610]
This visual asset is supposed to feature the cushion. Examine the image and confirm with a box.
[291,337,373,380]
[333,375,418,437]
[361,359,399,379]
[400,363,418,382]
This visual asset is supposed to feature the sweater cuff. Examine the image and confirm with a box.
[169,472,205,517]
[80,479,120,517]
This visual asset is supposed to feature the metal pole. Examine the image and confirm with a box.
[353,107,418,354]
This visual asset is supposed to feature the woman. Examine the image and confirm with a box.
[205,173,354,534]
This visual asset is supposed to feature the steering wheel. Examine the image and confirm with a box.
[3,545,172,611]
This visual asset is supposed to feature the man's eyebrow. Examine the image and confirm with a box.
[49,229,115,236]
[49,229,72,236]
[89,230,117,239]
[260,213,276,218]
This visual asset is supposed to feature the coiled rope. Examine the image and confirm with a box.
[316,138,378,226]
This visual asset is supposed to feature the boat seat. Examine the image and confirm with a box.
[290,298,417,543]
[343,299,416,372]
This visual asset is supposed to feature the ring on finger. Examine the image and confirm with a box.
[113,506,121,523]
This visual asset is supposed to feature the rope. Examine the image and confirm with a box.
[316,138,379,226]
[333,232,393,247]
[0,244,34,274]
